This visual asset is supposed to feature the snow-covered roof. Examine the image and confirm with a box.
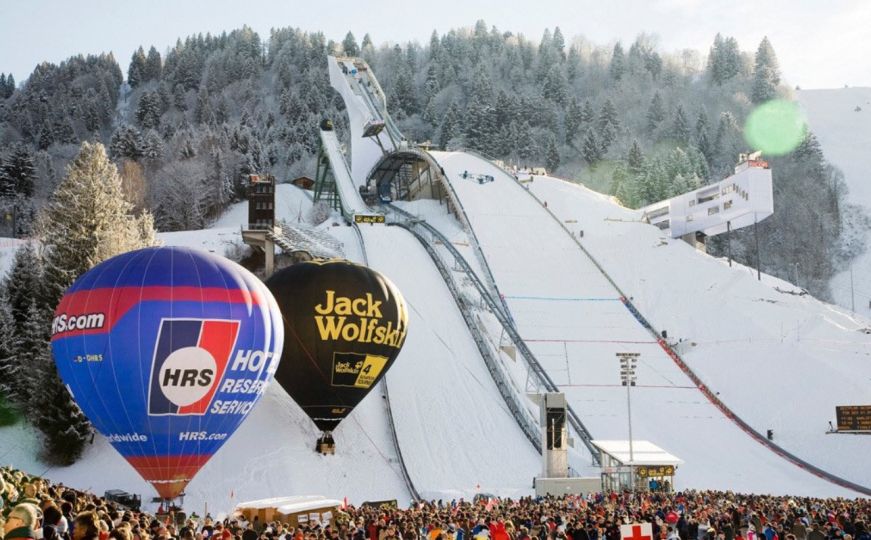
[235,495,341,514]
[592,440,683,466]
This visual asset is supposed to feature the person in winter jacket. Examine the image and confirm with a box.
[5,503,40,540]
[41,505,65,540]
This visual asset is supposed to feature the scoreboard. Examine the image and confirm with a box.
[836,405,871,432]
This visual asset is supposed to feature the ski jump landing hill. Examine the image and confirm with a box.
[320,55,871,498]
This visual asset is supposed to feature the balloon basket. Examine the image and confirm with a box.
[316,432,336,455]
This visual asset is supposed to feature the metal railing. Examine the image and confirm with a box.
[389,221,542,452]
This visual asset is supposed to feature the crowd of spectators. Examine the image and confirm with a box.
[1,467,869,540]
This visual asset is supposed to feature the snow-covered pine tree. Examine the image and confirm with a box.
[342,32,360,57]
[552,27,566,60]
[627,140,644,174]
[582,130,601,164]
[32,343,93,465]
[15,300,49,415]
[145,46,162,81]
[135,91,162,129]
[1,73,15,98]
[543,65,568,105]
[110,125,145,161]
[565,97,583,144]
[0,287,22,409]
[34,141,156,463]
[128,46,147,88]
[581,99,595,125]
[545,135,560,173]
[598,99,620,151]
[3,241,42,335]
[646,92,666,133]
[672,105,690,144]
[751,37,781,104]
[610,43,626,81]
[39,141,158,315]
[1,144,36,198]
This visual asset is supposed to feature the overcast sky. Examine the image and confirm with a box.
[1,0,869,90]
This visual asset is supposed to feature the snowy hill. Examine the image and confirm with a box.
[413,151,870,497]
[798,88,871,318]
[2,168,870,511]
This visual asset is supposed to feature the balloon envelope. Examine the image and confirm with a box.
[51,246,283,499]
[266,260,408,434]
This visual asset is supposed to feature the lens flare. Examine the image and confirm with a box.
[744,99,807,156]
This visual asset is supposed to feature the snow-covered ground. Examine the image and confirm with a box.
[423,150,870,497]
[360,225,540,499]
[3,145,871,510]
[798,88,871,319]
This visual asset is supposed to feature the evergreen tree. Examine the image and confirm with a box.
[695,110,710,140]
[195,87,213,125]
[566,46,581,81]
[142,129,165,161]
[672,105,690,143]
[581,99,595,124]
[128,46,147,87]
[32,346,93,465]
[110,125,145,161]
[464,101,496,153]
[708,34,741,85]
[40,142,157,310]
[751,36,781,104]
[582,130,601,164]
[565,97,583,144]
[0,144,36,198]
[613,165,637,207]
[145,46,163,81]
[543,65,568,105]
[545,135,560,172]
[552,27,566,60]
[794,131,826,179]
[392,66,418,116]
[4,242,42,335]
[342,32,360,56]
[610,43,626,81]
[34,143,156,461]
[16,301,49,413]
[714,111,742,172]
[517,121,537,162]
[439,102,461,149]
[598,99,620,151]
[135,91,162,129]
[627,140,644,173]
[3,73,15,98]
[0,287,21,407]
[646,92,666,133]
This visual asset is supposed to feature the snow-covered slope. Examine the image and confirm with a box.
[3,162,870,507]
[527,176,871,488]
[359,225,540,499]
[798,88,871,318]
[424,150,870,497]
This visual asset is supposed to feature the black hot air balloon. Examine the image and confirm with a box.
[265,259,408,452]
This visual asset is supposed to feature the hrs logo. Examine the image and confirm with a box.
[147,319,251,416]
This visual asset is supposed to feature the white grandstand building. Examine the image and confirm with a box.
[640,154,774,245]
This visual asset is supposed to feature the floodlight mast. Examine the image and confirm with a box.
[617,352,640,491]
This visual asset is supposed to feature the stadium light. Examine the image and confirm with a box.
[617,352,640,491]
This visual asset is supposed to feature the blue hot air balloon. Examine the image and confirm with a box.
[50,246,283,499]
